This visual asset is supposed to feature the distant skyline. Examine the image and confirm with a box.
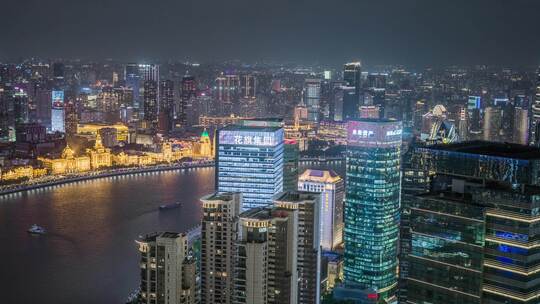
[2,0,540,67]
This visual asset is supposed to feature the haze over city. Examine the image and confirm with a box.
[2,0,540,66]
[2,1,540,304]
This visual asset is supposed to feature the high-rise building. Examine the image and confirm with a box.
[179,76,196,128]
[514,107,529,144]
[343,62,361,104]
[0,85,15,142]
[532,68,540,146]
[483,106,503,141]
[240,75,256,99]
[64,100,78,137]
[298,169,344,251]
[234,206,299,304]
[136,232,197,304]
[143,80,158,125]
[159,80,174,133]
[215,74,239,115]
[468,95,482,135]
[216,125,284,209]
[342,86,358,120]
[200,192,242,304]
[125,63,141,108]
[343,118,402,302]
[304,79,321,122]
[402,141,540,304]
[139,64,160,83]
[283,139,299,192]
[51,90,65,133]
[274,191,321,304]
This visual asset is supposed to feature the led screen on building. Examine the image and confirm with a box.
[219,129,284,147]
[52,90,64,108]
[347,119,402,148]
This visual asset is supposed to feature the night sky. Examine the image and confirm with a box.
[2,0,540,66]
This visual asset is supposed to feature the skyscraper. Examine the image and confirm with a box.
[274,191,321,304]
[216,125,284,210]
[240,74,256,99]
[343,62,361,104]
[200,192,242,304]
[234,206,299,304]
[51,90,65,133]
[402,141,540,304]
[159,80,174,133]
[532,68,540,146]
[143,80,158,125]
[125,63,140,108]
[179,75,196,128]
[343,118,402,302]
[136,232,197,304]
[304,79,322,122]
[298,169,344,251]
[283,139,300,192]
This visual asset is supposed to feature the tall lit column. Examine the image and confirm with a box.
[343,118,401,301]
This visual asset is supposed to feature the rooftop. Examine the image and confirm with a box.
[274,191,320,203]
[424,141,540,160]
[140,231,182,242]
[239,207,273,220]
[201,192,239,202]
[299,169,342,183]
[220,124,282,132]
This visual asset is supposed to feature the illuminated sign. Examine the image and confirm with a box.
[219,129,283,147]
[52,90,64,109]
[347,120,402,147]
[467,96,481,110]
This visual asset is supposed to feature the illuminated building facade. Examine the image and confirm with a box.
[136,232,196,304]
[39,145,91,175]
[77,123,129,143]
[531,68,540,146]
[193,129,213,158]
[143,80,158,124]
[1,166,46,182]
[200,192,243,304]
[198,115,250,129]
[216,125,284,210]
[403,141,540,304]
[343,119,401,301]
[51,90,65,133]
[343,62,361,105]
[304,79,321,122]
[298,169,344,251]
[87,134,112,169]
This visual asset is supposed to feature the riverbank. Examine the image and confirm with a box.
[0,160,215,196]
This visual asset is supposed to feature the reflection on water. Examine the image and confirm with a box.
[0,162,343,303]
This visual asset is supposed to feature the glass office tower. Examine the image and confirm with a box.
[343,118,402,301]
[403,141,540,304]
[216,125,284,210]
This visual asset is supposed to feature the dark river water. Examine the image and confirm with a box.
[0,161,344,304]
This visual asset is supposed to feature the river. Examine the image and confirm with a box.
[0,161,344,303]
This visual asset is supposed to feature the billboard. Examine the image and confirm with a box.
[347,119,402,148]
[52,90,64,109]
[219,129,284,147]
[467,96,481,110]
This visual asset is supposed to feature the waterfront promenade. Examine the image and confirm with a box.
[0,160,215,196]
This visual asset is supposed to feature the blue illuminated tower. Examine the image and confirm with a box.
[342,118,402,302]
[216,125,284,210]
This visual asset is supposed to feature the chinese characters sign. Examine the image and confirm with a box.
[219,129,283,147]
